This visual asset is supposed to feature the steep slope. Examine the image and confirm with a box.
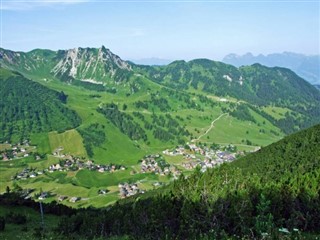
[223,52,320,85]
[0,48,57,78]
[0,68,81,142]
[51,46,132,83]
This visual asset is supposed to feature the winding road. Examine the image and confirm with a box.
[191,113,228,142]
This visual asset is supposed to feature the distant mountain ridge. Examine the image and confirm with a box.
[0,46,132,84]
[222,52,320,85]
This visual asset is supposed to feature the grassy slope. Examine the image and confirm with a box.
[48,130,87,158]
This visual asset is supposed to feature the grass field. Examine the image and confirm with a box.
[48,130,87,157]
[201,112,283,147]
[74,168,160,188]
[262,106,292,120]
[30,133,51,154]
[0,144,11,151]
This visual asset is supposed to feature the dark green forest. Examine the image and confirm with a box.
[0,69,81,142]
[77,123,106,157]
[97,103,148,141]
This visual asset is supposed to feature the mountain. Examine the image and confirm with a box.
[2,47,319,136]
[0,46,132,84]
[135,59,320,134]
[222,52,320,85]
[2,123,319,239]
[52,46,132,83]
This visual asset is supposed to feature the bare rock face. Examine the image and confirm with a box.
[51,46,132,83]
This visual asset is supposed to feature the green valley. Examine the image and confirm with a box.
[1,46,320,211]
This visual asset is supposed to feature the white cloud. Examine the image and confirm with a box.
[1,0,88,11]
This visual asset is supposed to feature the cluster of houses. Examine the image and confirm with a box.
[12,167,44,180]
[38,193,81,203]
[118,182,143,198]
[15,187,84,203]
[0,140,38,161]
[13,156,126,181]
[164,143,239,172]
[48,157,126,173]
[4,141,246,202]
[140,154,181,178]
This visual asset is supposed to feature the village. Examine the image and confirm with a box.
[0,140,39,161]
[163,143,241,173]
[118,182,143,198]
[3,140,245,200]
[12,154,126,181]
[140,154,181,178]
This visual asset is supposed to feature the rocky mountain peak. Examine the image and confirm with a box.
[50,46,131,81]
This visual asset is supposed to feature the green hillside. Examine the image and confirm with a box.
[0,68,81,142]
[135,60,320,134]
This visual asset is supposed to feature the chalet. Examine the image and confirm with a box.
[38,192,48,200]
[98,189,108,195]
[29,173,37,178]
[69,197,80,203]
[58,196,67,201]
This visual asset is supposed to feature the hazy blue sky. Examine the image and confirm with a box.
[1,0,319,60]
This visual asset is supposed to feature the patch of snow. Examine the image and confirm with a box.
[239,76,243,85]
[223,75,232,82]
[81,79,104,85]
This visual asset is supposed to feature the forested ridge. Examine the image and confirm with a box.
[1,124,319,239]
[0,68,81,142]
[135,61,320,134]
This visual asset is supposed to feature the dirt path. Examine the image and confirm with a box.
[191,113,228,142]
